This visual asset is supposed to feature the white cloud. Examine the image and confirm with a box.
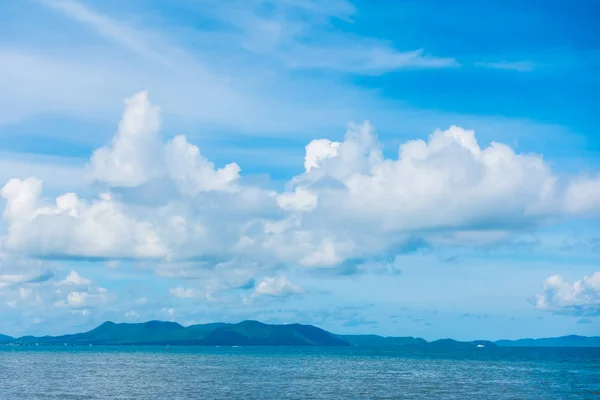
[161,307,175,316]
[283,46,458,73]
[88,90,240,191]
[1,178,165,259]
[54,275,108,310]
[0,253,52,289]
[535,272,600,316]
[1,91,600,276]
[61,271,91,285]
[41,0,173,67]
[244,276,303,303]
[0,257,108,315]
[304,139,340,172]
[276,188,318,212]
[253,276,303,297]
[564,175,600,216]
[196,0,456,74]
[87,91,163,187]
[0,274,37,289]
[293,123,558,233]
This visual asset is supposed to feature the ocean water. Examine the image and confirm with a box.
[0,346,599,399]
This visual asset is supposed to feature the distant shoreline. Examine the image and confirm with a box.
[2,320,598,348]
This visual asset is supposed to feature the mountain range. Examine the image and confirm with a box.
[1,320,598,348]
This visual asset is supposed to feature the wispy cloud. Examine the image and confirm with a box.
[40,0,172,67]
[476,61,535,72]
[193,0,457,73]
[282,46,458,74]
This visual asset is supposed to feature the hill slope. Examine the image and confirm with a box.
[0,334,14,343]
[8,320,350,346]
[3,322,599,348]
[338,334,427,348]
[495,335,600,347]
[199,320,349,346]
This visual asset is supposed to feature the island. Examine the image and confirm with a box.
[1,320,598,348]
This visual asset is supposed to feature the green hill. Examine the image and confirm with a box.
[9,320,350,346]
[16,320,189,345]
[0,334,14,343]
[3,321,599,348]
[495,335,600,347]
[338,334,427,348]
[200,320,349,346]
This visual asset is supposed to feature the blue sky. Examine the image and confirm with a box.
[0,0,599,340]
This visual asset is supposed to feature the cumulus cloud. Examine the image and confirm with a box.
[161,307,175,316]
[563,175,600,216]
[1,90,600,277]
[54,289,108,309]
[276,188,318,212]
[87,90,240,192]
[535,272,600,316]
[255,276,303,297]
[0,252,54,290]
[304,138,340,172]
[61,271,92,285]
[244,276,303,304]
[293,123,558,232]
[0,256,108,316]
[1,178,165,259]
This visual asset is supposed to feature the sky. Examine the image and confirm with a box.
[0,0,599,341]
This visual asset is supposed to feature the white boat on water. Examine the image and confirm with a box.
[476,344,484,348]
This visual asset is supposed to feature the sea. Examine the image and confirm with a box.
[0,346,599,399]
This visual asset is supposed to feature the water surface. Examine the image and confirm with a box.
[1,346,599,399]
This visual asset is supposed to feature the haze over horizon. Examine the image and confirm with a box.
[0,0,599,341]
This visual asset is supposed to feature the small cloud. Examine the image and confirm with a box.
[244,276,303,304]
[534,272,600,316]
[61,271,92,286]
[577,318,593,324]
[161,307,175,316]
[254,276,303,298]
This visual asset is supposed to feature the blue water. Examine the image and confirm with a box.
[1,346,599,399]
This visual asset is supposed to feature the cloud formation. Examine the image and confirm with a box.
[0,254,108,317]
[1,91,600,282]
[253,276,303,298]
[535,272,600,316]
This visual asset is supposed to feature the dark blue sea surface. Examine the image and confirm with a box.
[1,346,599,399]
